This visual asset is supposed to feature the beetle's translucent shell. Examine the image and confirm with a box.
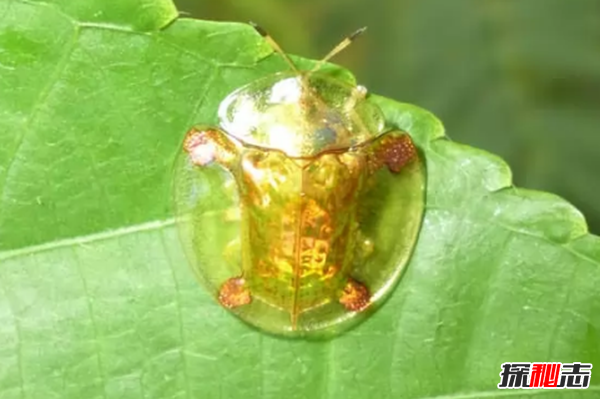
[173,71,424,337]
[218,72,384,157]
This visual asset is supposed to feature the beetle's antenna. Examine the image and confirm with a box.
[311,27,367,72]
[250,22,300,73]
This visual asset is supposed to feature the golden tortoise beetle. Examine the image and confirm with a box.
[173,24,425,336]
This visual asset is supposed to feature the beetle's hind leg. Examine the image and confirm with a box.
[339,277,370,312]
[219,276,252,308]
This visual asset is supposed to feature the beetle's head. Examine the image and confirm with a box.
[218,72,384,158]
[216,23,384,158]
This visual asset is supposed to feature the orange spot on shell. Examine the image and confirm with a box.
[218,277,251,308]
[339,278,370,312]
[183,129,216,166]
[382,134,417,173]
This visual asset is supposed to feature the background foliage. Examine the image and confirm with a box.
[0,1,599,398]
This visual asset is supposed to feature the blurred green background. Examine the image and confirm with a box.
[176,0,600,234]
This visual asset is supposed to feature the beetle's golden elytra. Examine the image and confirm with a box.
[173,24,425,337]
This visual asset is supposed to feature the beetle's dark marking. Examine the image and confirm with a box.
[183,127,239,168]
[219,277,252,308]
[183,129,216,166]
[367,133,418,174]
[339,277,370,311]
[383,134,417,173]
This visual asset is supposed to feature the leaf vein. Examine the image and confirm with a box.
[0,25,80,227]
[0,219,176,262]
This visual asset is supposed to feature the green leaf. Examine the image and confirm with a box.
[0,1,599,399]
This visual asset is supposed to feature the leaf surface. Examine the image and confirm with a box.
[0,1,598,398]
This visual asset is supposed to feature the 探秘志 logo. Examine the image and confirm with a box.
[498,362,592,389]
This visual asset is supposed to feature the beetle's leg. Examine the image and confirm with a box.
[344,85,368,113]
[183,126,238,170]
[367,131,418,174]
[339,277,370,312]
[218,276,251,308]
[339,86,370,136]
